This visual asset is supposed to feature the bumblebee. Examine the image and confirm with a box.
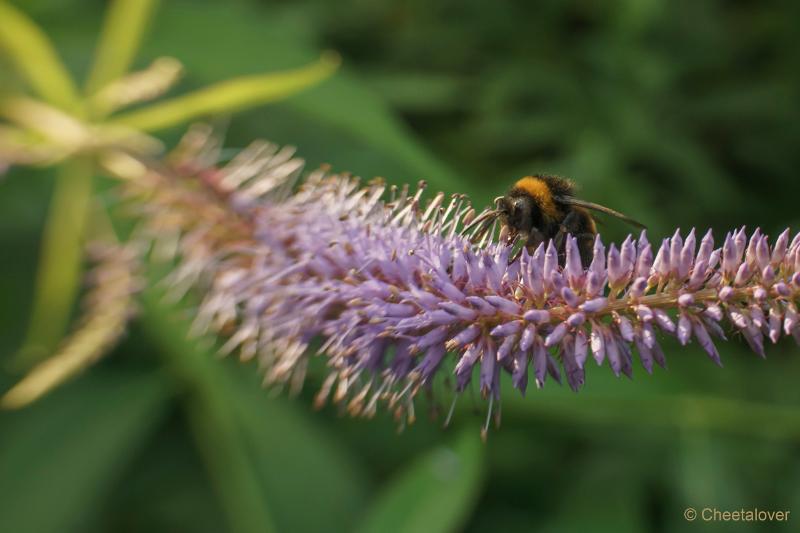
[468,175,645,264]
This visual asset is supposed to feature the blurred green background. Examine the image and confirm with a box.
[2,0,800,532]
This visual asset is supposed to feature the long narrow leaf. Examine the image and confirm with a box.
[355,428,485,533]
[3,243,138,408]
[0,370,169,533]
[140,289,279,533]
[111,53,340,132]
[0,1,79,109]
[227,367,368,533]
[85,0,160,96]
[17,158,94,366]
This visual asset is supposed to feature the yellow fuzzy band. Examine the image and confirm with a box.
[514,176,560,220]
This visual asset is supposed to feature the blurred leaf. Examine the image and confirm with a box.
[141,2,465,195]
[140,291,279,533]
[355,428,485,533]
[501,375,800,441]
[363,70,466,112]
[227,367,369,533]
[111,53,341,132]
[0,0,79,109]
[0,369,169,533]
[93,410,229,533]
[539,453,646,533]
[3,241,137,408]
[85,0,159,96]
[140,288,368,533]
[17,157,94,365]
[290,72,464,193]
[674,432,744,515]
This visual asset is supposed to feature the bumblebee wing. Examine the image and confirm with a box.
[555,196,646,229]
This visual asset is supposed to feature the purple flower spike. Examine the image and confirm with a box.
[524,309,550,323]
[614,313,635,342]
[417,345,447,382]
[511,348,529,393]
[480,340,497,397]
[439,302,478,321]
[653,308,676,333]
[565,236,583,288]
[532,339,548,388]
[652,238,669,279]
[518,324,537,351]
[677,314,692,345]
[607,244,624,288]
[590,323,606,365]
[722,234,738,277]
[567,312,586,328]
[490,320,522,337]
[762,266,775,285]
[620,236,636,282]
[628,277,648,298]
[678,229,696,279]
[561,287,580,308]
[585,271,605,297]
[446,324,481,350]
[605,330,623,377]
[774,282,790,297]
[772,229,790,266]
[753,287,768,302]
[574,329,589,369]
[580,297,608,313]
[545,323,568,347]
[691,317,722,366]
[497,335,518,362]
[697,229,714,265]
[755,235,771,270]
[718,286,734,302]
[590,235,606,278]
[134,137,800,432]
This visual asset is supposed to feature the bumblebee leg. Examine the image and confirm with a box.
[576,233,596,265]
[553,210,583,252]
[525,229,546,251]
[508,243,523,264]
[509,229,544,264]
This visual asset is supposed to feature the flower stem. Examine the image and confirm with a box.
[16,157,94,367]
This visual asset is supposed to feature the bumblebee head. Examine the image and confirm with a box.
[496,194,535,235]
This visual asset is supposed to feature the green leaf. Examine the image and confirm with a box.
[0,369,169,533]
[139,2,464,195]
[227,366,369,533]
[0,1,79,110]
[537,452,646,533]
[110,53,341,132]
[140,291,279,533]
[501,370,800,441]
[16,157,94,367]
[139,287,369,533]
[362,70,466,113]
[288,73,464,193]
[674,432,743,511]
[85,0,160,96]
[355,428,485,533]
